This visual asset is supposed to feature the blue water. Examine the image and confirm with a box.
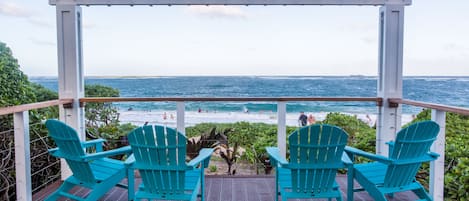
[30,76,469,114]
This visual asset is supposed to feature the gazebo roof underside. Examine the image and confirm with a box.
[50,0,411,6]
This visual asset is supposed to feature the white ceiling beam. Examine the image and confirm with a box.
[50,0,411,6]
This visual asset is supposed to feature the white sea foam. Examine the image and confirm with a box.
[118,110,414,128]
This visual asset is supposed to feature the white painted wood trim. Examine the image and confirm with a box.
[50,0,412,6]
[176,101,185,135]
[14,111,32,201]
[277,102,286,158]
[56,5,84,180]
[430,109,446,201]
[376,5,404,156]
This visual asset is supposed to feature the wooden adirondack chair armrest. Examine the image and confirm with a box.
[344,146,392,165]
[82,138,106,152]
[48,148,85,161]
[83,145,132,161]
[187,148,214,168]
[341,152,353,166]
[393,152,441,165]
[266,147,288,167]
[124,154,136,167]
[429,151,440,158]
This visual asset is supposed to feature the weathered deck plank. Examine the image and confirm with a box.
[33,175,418,200]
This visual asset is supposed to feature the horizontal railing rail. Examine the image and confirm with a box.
[389,98,469,116]
[0,99,73,116]
[80,96,383,104]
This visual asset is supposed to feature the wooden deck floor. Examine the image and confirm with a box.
[33,175,418,201]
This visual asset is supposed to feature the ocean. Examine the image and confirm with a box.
[30,76,469,127]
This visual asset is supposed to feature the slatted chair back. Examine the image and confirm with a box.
[384,120,440,187]
[128,125,187,196]
[288,124,348,194]
[45,119,95,183]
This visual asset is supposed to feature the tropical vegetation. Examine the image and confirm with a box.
[0,42,133,200]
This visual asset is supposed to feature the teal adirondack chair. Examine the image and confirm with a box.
[266,124,352,201]
[345,120,440,201]
[125,125,214,201]
[45,119,132,201]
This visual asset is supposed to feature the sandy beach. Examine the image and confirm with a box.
[119,110,414,128]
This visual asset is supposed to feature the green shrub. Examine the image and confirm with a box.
[408,109,469,200]
[186,114,375,174]
[209,165,217,172]
[85,84,120,128]
[321,112,375,152]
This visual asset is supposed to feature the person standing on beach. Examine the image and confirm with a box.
[307,114,316,125]
[365,114,373,127]
[299,112,307,126]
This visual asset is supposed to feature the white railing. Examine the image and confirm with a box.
[0,99,72,201]
[13,111,31,201]
[430,109,446,200]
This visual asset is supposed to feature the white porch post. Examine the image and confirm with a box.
[176,101,185,134]
[14,111,32,201]
[277,102,286,157]
[430,110,446,201]
[56,4,85,180]
[376,5,404,156]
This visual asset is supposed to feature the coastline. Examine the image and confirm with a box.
[118,110,414,128]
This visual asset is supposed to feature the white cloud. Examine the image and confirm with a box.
[83,21,97,29]
[28,17,53,28]
[340,24,375,32]
[0,2,54,28]
[187,6,247,19]
[0,2,32,18]
[443,43,469,53]
[29,37,56,47]
[361,36,376,44]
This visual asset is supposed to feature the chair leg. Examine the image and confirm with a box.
[275,169,279,201]
[85,170,127,201]
[412,187,433,201]
[45,181,74,201]
[85,184,114,201]
[128,168,135,201]
[281,194,288,201]
[347,166,354,201]
[387,192,394,198]
[363,187,387,201]
[201,168,205,201]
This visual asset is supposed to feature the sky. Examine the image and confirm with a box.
[0,0,468,76]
